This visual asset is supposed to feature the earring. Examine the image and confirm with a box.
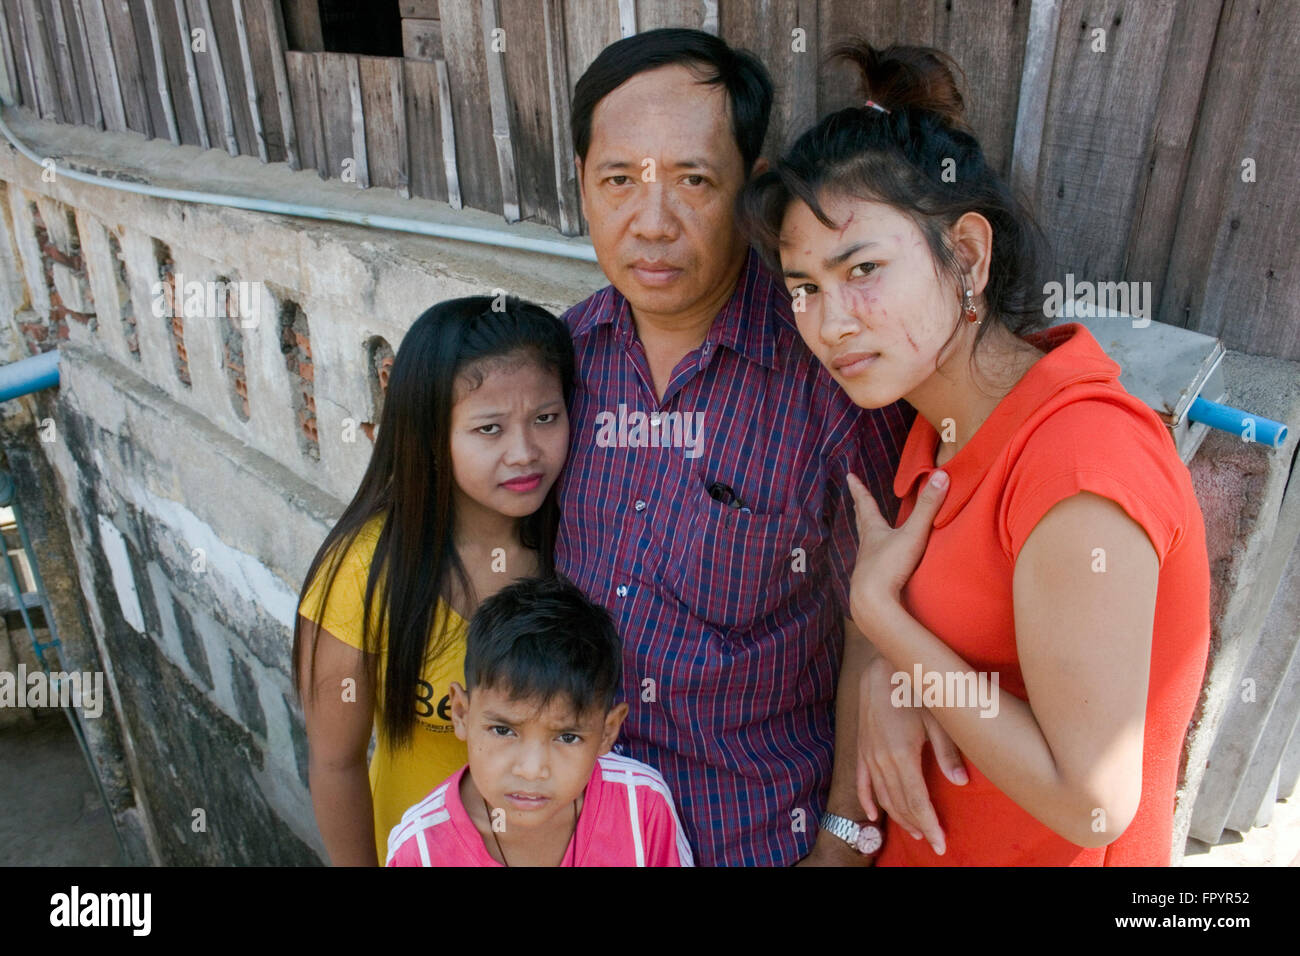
[963,287,980,324]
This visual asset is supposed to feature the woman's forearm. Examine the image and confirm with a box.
[309,759,379,866]
[853,598,1125,847]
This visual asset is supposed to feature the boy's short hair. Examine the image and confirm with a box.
[464,576,622,715]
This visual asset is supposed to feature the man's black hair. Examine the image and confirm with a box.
[571,27,774,175]
[464,576,622,715]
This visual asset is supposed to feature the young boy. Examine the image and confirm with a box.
[386,576,693,866]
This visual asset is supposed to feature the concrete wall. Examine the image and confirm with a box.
[0,112,603,864]
[0,111,1295,864]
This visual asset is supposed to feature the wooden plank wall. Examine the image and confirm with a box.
[437,0,500,215]
[498,0,557,228]
[1,0,35,111]
[40,0,82,124]
[1159,0,1299,359]
[720,0,818,159]
[1031,0,1181,281]
[561,0,622,102]
[402,57,446,202]
[101,0,152,134]
[0,0,1293,360]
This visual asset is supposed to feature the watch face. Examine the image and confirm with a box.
[855,825,883,855]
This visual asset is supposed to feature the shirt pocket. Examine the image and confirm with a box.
[659,479,814,632]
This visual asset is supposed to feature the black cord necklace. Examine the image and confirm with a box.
[484,798,578,867]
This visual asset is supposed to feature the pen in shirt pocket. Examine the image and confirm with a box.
[707,481,752,514]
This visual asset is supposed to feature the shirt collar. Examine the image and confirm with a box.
[705,246,779,371]
[892,323,1123,525]
[569,246,780,371]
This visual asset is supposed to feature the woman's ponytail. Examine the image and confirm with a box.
[831,39,970,131]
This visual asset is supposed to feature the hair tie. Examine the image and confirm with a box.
[864,99,891,114]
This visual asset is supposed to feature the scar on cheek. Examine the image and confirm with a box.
[841,285,887,329]
[901,323,919,351]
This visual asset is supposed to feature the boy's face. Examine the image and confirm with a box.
[450,682,627,831]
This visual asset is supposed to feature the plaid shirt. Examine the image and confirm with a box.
[556,247,912,866]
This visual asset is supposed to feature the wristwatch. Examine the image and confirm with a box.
[819,812,883,856]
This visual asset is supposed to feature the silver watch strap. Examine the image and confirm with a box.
[820,811,861,845]
[819,811,882,855]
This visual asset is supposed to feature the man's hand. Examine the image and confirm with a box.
[795,827,876,867]
[812,618,879,867]
[857,654,967,857]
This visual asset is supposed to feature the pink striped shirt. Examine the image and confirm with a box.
[385,753,694,867]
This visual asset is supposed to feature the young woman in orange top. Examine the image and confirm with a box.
[739,41,1211,865]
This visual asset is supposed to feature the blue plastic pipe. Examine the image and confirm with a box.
[1189,397,1288,448]
[0,349,59,401]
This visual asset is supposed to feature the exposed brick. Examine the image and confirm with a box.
[41,241,83,271]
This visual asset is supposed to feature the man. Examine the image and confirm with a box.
[555,28,912,865]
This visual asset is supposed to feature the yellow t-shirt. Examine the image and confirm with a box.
[299,517,468,862]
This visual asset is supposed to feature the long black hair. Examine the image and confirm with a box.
[737,39,1048,356]
[294,295,575,747]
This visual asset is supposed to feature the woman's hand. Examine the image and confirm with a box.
[846,469,957,855]
[845,469,948,641]
[857,654,968,857]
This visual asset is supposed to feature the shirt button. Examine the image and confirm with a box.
[616,584,629,597]
[650,415,661,427]
[634,499,647,512]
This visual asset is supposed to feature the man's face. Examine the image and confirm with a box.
[577,64,750,322]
